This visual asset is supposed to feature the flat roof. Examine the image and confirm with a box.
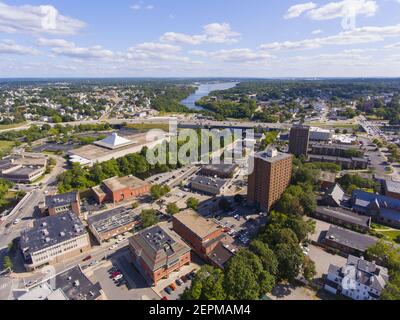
[173,209,222,240]
[45,191,79,209]
[103,175,149,192]
[20,212,87,253]
[88,207,139,234]
[191,176,227,190]
[200,163,238,175]
[254,150,293,163]
[325,225,377,252]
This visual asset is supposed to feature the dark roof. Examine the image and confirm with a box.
[49,266,102,300]
[45,192,79,209]
[315,206,371,228]
[200,163,238,176]
[20,212,87,253]
[325,225,377,252]
[88,207,139,234]
[191,176,228,189]
[207,241,234,269]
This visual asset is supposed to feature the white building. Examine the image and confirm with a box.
[310,127,333,142]
[325,255,388,300]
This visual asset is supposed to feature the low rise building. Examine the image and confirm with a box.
[129,224,191,285]
[325,255,388,300]
[351,190,400,228]
[309,155,368,170]
[190,176,229,196]
[39,192,81,217]
[20,212,91,271]
[322,184,345,207]
[322,225,377,256]
[88,207,139,243]
[92,175,151,205]
[17,266,105,300]
[199,163,239,179]
[319,171,337,189]
[382,179,400,200]
[311,143,364,158]
[309,127,333,142]
[172,209,229,263]
[312,207,371,233]
[0,153,48,183]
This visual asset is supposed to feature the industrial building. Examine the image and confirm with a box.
[247,148,293,212]
[92,175,151,205]
[20,212,91,271]
[68,131,169,167]
[129,225,191,285]
[88,207,139,243]
[0,153,48,183]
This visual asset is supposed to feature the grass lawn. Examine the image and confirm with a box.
[0,140,15,155]
[125,123,170,132]
[377,230,400,242]
[0,122,26,130]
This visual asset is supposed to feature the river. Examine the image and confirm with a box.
[181,82,239,110]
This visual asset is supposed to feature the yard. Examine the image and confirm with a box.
[370,223,400,243]
[125,123,170,132]
[0,141,15,155]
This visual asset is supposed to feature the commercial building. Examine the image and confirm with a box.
[322,225,377,256]
[309,127,333,142]
[382,180,400,200]
[190,176,229,196]
[129,224,191,285]
[20,212,91,271]
[92,175,151,205]
[68,131,169,167]
[312,207,371,233]
[172,210,229,262]
[351,190,400,228]
[0,153,48,183]
[247,148,293,212]
[325,255,388,300]
[39,191,81,217]
[88,207,139,243]
[289,125,310,157]
[17,266,105,300]
[309,155,368,170]
[199,163,239,179]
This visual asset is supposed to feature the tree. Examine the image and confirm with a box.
[181,265,226,300]
[274,242,304,282]
[302,256,317,282]
[166,203,179,215]
[186,197,199,211]
[3,255,13,271]
[150,184,171,200]
[140,209,159,229]
[249,240,278,277]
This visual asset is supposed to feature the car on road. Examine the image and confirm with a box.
[13,219,21,225]
[164,287,173,295]
[109,245,118,250]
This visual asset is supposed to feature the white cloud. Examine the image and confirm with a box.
[130,3,155,11]
[51,43,114,59]
[312,29,323,35]
[191,48,273,63]
[284,2,317,19]
[0,39,40,55]
[126,42,190,62]
[261,24,400,51]
[133,42,181,54]
[309,0,378,20]
[160,22,241,45]
[0,1,85,35]
[36,37,74,48]
[284,0,378,20]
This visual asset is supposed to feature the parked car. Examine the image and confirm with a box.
[181,275,188,283]
[113,274,124,281]
[164,287,173,295]
[176,279,183,286]
[111,272,122,279]
[161,296,169,301]
[169,283,177,291]
[82,256,92,262]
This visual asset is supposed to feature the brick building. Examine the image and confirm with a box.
[129,225,191,285]
[92,175,151,205]
[39,192,81,217]
[247,148,293,212]
[172,209,226,260]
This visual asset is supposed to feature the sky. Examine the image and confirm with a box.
[1,0,400,78]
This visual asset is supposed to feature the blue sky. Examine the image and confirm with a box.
[1,0,400,77]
